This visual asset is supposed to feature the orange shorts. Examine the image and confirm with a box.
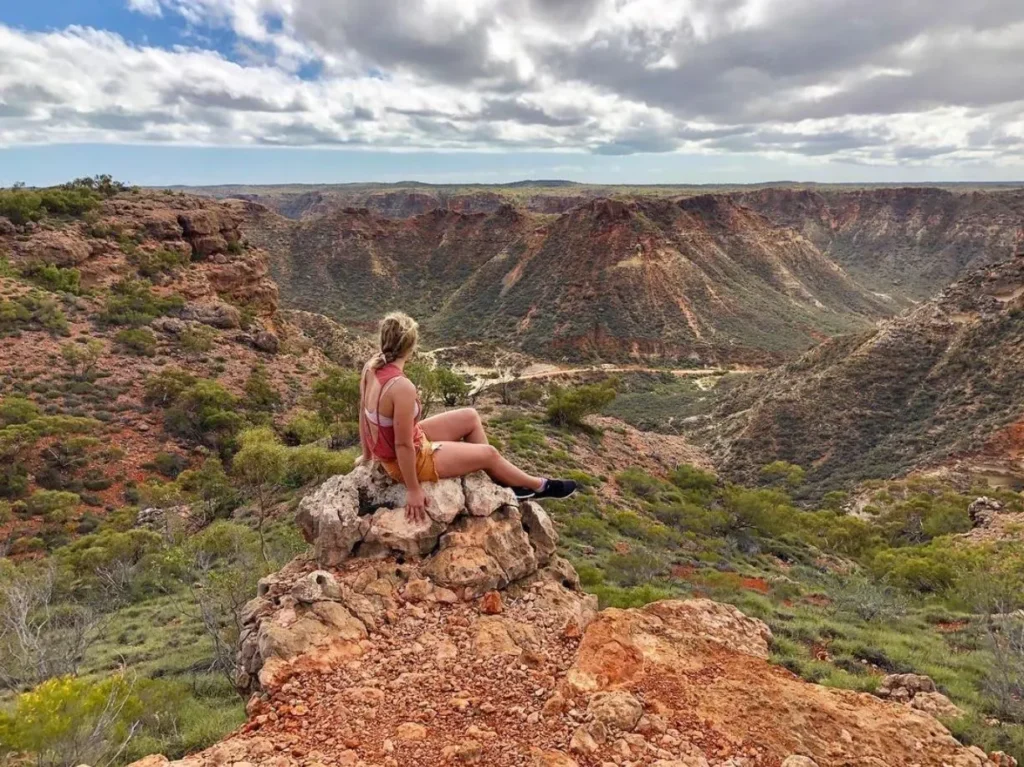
[380,441,441,485]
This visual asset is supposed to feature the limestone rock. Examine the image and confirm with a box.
[422,545,506,599]
[910,691,965,719]
[296,470,372,567]
[291,571,342,604]
[587,690,643,732]
[180,300,242,329]
[441,507,538,582]
[969,496,1004,527]
[877,673,937,702]
[521,500,558,564]
[0,216,16,235]
[24,231,91,266]
[463,471,516,516]
[363,506,446,559]
[252,330,280,354]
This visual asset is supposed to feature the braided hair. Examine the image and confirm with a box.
[371,312,419,369]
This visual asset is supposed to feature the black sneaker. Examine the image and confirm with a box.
[532,479,578,501]
[510,486,536,500]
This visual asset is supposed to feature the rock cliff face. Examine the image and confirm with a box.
[138,469,1015,767]
[735,187,1024,300]
[242,196,893,364]
[697,253,1024,494]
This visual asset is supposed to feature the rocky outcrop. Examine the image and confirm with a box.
[877,674,965,719]
[136,468,1017,767]
[241,465,580,692]
[969,497,1005,528]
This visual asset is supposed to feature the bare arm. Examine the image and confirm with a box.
[358,364,372,463]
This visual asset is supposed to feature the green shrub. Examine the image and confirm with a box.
[100,279,183,326]
[143,368,198,408]
[546,382,616,428]
[129,248,189,278]
[0,674,144,767]
[760,460,806,488]
[178,324,216,354]
[244,364,281,415]
[60,339,105,380]
[590,583,674,609]
[176,457,238,522]
[21,263,82,294]
[144,452,190,479]
[114,328,158,357]
[164,380,243,450]
[24,490,80,522]
[435,367,469,406]
[0,292,69,336]
[0,396,41,426]
[282,409,329,445]
[604,546,666,587]
[284,445,355,487]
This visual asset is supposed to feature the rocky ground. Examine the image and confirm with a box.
[130,467,1018,767]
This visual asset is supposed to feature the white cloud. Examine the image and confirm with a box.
[1,0,1023,167]
[126,0,163,16]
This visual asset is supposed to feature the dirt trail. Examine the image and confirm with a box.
[469,363,759,394]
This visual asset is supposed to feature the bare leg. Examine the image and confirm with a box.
[420,408,487,444]
[432,442,544,491]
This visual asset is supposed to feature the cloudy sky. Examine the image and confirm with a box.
[1,0,1023,185]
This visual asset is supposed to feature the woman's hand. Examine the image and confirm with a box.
[406,486,429,523]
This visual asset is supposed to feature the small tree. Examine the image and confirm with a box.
[183,521,270,678]
[243,364,282,416]
[176,457,237,523]
[310,366,361,441]
[232,428,286,562]
[406,361,441,416]
[60,340,104,381]
[0,564,98,690]
[760,461,806,489]
[435,367,469,407]
[545,382,616,428]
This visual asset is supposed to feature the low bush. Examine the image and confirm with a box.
[100,279,183,327]
[21,263,82,295]
[114,328,158,357]
[546,382,617,428]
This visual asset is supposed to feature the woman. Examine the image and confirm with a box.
[359,312,577,522]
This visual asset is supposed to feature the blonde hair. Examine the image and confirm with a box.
[371,312,419,369]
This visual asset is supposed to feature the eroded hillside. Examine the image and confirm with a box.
[0,188,337,546]
[696,252,1024,494]
[736,188,1024,299]
[241,196,893,365]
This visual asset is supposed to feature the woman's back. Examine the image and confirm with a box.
[361,362,420,459]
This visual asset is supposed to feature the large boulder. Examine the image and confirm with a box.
[179,300,242,329]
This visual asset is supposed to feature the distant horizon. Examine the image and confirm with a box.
[3,144,1024,191]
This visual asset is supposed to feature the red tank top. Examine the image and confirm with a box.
[362,364,423,460]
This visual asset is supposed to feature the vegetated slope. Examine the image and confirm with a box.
[697,252,1024,495]
[242,195,893,365]
[0,190,335,545]
[736,187,1024,300]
